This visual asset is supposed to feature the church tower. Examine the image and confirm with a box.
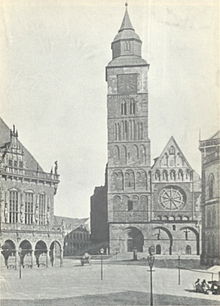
[106,5,151,253]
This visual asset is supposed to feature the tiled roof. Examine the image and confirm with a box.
[54,215,89,232]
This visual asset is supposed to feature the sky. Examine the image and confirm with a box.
[0,0,219,218]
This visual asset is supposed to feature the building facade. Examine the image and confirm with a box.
[0,118,64,268]
[64,225,90,256]
[199,131,220,265]
[90,165,108,249]
[104,6,201,256]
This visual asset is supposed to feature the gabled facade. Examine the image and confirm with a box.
[151,137,201,255]
[152,137,201,222]
[0,118,64,268]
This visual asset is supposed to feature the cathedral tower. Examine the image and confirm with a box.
[106,5,151,253]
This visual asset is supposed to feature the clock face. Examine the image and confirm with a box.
[117,74,137,94]
[159,186,185,210]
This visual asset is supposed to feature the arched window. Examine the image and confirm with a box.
[178,169,184,181]
[121,100,127,115]
[124,41,131,51]
[162,170,168,181]
[113,145,120,161]
[208,174,214,199]
[39,194,46,225]
[169,146,175,155]
[155,170,161,181]
[125,121,128,140]
[125,170,135,189]
[24,192,34,225]
[156,245,161,254]
[117,123,121,140]
[140,145,146,164]
[9,190,19,223]
[170,170,176,181]
[163,153,168,166]
[186,245,191,255]
[114,123,117,140]
[140,123,143,139]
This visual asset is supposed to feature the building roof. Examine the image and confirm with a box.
[54,215,89,233]
[113,6,141,43]
[119,6,134,32]
[0,117,43,171]
[210,130,220,140]
[107,55,148,67]
[152,136,192,170]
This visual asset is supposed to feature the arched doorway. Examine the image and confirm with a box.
[1,240,16,268]
[19,240,32,267]
[186,245,191,255]
[49,241,62,267]
[180,227,199,255]
[153,227,173,255]
[156,244,161,255]
[35,241,47,267]
[126,227,144,252]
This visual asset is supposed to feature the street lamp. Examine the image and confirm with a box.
[100,248,104,280]
[177,253,181,285]
[18,247,22,279]
[147,252,155,306]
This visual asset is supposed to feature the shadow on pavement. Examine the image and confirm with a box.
[1,290,219,306]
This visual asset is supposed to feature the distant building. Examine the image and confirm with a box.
[54,216,90,256]
[0,118,64,268]
[90,166,108,249]
[199,131,220,265]
[64,225,90,256]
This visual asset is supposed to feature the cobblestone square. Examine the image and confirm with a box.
[1,259,219,305]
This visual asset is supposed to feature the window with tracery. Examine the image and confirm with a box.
[39,194,46,225]
[9,190,19,223]
[208,174,214,199]
[25,192,34,224]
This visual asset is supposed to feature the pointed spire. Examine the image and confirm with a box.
[119,3,134,32]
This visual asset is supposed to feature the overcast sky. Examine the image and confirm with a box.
[0,0,219,218]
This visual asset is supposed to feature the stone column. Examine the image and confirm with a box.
[60,249,63,267]
[31,251,34,268]
[15,250,19,270]
[46,250,50,268]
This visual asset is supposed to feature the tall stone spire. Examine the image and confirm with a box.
[108,4,148,67]
[119,3,134,32]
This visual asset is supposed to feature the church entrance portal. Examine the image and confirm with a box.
[126,227,144,252]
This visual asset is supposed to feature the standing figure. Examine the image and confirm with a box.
[54,161,58,175]
[4,202,8,223]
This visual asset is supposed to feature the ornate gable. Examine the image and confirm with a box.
[0,117,43,171]
[152,136,193,183]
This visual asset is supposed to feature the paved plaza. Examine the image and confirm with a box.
[0,258,220,306]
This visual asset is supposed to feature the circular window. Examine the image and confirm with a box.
[159,186,186,210]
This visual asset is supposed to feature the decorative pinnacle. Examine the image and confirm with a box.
[125,2,128,7]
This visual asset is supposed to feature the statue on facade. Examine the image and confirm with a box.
[4,202,8,223]
[54,161,58,175]
[35,205,39,224]
[20,203,25,224]
[46,202,50,225]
